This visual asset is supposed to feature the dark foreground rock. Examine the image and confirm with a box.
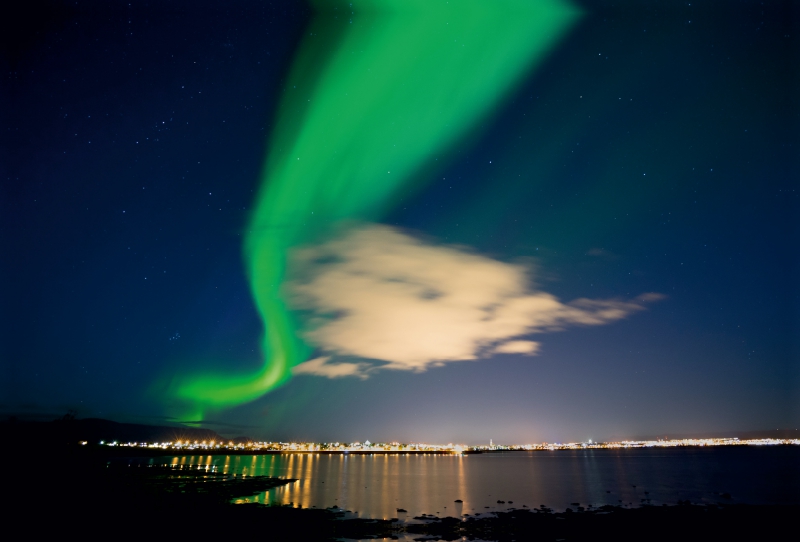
[405,503,798,541]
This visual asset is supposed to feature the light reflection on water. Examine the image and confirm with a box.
[153,447,799,519]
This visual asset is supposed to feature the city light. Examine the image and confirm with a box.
[92,437,799,453]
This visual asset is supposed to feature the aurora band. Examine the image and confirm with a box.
[171,0,580,418]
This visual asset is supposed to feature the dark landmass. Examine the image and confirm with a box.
[0,415,467,456]
[403,504,798,541]
[78,446,465,457]
[1,414,227,444]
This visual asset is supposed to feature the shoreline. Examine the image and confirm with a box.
[62,443,799,458]
[67,445,474,457]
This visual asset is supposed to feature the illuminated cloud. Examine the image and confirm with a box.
[291,357,371,380]
[288,225,663,378]
[492,340,541,355]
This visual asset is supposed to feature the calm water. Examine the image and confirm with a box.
[151,447,798,520]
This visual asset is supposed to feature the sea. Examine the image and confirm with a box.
[150,446,800,521]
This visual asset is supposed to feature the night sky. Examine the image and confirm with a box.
[3,0,797,443]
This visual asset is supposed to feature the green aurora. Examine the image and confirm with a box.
[169,0,581,419]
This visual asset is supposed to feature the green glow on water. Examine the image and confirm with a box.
[169,0,580,418]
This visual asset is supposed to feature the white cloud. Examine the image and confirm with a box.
[287,224,662,378]
[291,357,371,380]
[492,340,540,355]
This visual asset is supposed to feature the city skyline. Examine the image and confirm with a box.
[93,437,800,451]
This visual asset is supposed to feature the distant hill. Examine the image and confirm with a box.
[0,416,230,445]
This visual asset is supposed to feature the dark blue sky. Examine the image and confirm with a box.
[2,0,797,442]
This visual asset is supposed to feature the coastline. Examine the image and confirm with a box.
[6,443,798,541]
[107,447,474,457]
